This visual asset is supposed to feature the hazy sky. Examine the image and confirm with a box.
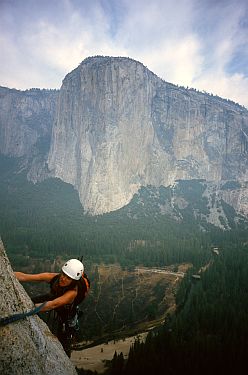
[1,0,248,107]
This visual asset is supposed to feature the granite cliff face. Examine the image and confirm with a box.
[0,86,58,180]
[47,57,161,213]
[0,239,77,375]
[47,57,248,214]
[0,58,247,216]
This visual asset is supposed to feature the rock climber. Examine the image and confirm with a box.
[14,258,90,356]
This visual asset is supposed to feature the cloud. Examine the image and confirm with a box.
[0,0,248,107]
[195,72,248,108]
[0,0,129,88]
[130,35,203,87]
[190,0,248,106]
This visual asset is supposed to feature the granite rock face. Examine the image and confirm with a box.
[48,57,161,213]
[0,239,77,375]
[0,87,58,182]
[1,58,248,216]
[47,57,248,214]
[0,86,58,158]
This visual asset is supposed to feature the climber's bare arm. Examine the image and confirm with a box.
[35,289,77,312]
[14,272,59,283]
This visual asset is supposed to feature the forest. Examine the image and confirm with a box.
[104,241,248,375]
[1,155,246,271]
[1,155,248,373]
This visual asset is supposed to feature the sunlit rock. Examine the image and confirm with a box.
[47,56,248,214]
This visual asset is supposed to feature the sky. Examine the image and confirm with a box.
[1,0,248,107]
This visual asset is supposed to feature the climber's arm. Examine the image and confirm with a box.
[35,289,77,312]
[14,272,58,283]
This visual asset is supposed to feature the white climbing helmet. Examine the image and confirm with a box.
[62,259,84,280]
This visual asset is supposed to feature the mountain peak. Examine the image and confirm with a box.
[48,56,248,214]
[80,55,146,67]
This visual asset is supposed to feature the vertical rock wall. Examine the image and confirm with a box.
[0,239,77,375]
[1,58,248,215]
[0,87,58,158]
[48,57,161,213]
[47,56,248,214]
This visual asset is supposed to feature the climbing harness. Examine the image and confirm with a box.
[0,301,47,327]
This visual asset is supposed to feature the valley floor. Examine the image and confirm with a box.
[71,332,148,373]
[70,264,191,373]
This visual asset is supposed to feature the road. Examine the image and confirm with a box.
[135,267,185,278]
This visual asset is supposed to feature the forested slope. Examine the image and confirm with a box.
[1,155,247,272]
[106,242,248,375]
